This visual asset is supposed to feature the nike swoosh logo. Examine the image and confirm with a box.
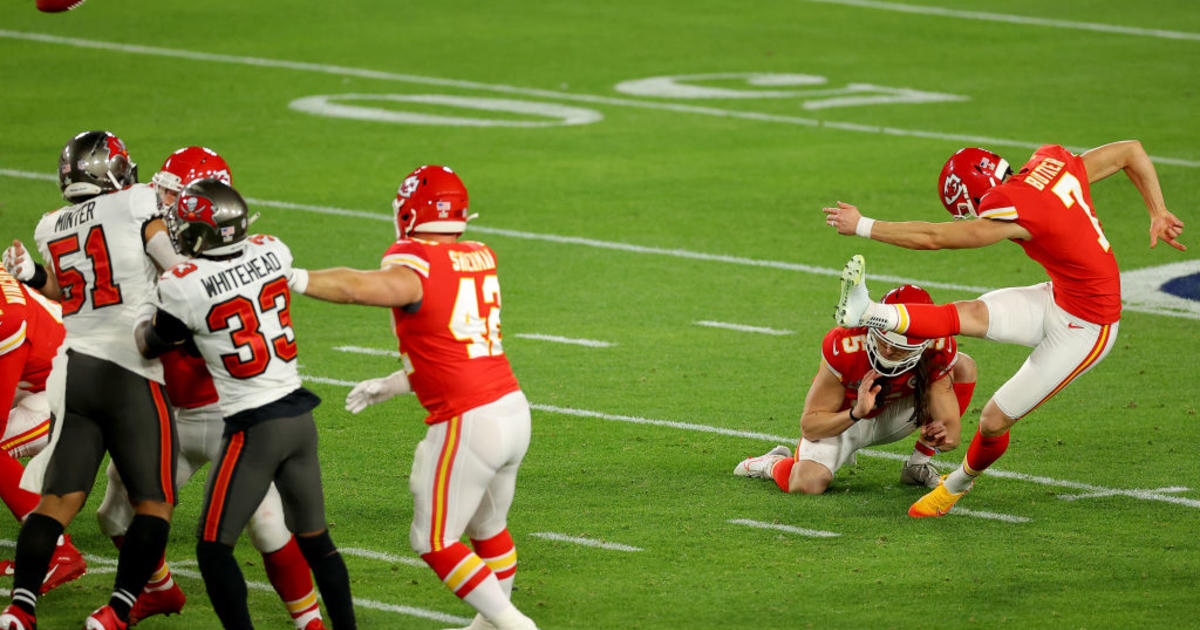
[1067,323,1084,329]
[42,564,57,585]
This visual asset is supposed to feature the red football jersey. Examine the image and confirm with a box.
[820,326,956,418]
[382,238,520,424]
[977,144,1121,324]
[0,268,66,415]
[161,347,219,409]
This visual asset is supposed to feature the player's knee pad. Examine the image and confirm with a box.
[246,486,292,554]
[3,396,50,459]
[95,461,134,538]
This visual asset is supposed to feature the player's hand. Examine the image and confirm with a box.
[344,369,412,414]
[822,201,863,236]
[3,240,35,281]
[854,369,882,418]
[1150,211,1186,251]
[920,421,949,447]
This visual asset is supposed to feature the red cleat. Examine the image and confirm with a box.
[40,535,86,594]
[303,619,328,630]
[128,579,185,626]
[36,0,89,12]
[0,560,13,577]
[84,605,127,630]
[0,604,36,630]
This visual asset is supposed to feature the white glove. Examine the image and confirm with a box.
[3,240,35,282]
[345,370,412,414]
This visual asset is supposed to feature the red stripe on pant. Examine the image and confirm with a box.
[203,433,245,542]
[1026,324,1112,417]
[148,380,175,504]
[429,417,462,552]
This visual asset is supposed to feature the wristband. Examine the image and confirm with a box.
[27,264,48,290]
[855,217,876,239]
[289,268,309,295]
[848,408,862,423]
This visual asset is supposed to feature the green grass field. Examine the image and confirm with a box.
[2,1,1199,628]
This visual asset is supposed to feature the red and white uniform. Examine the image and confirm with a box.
[975,145,1120,418]
[796,327,957,474]
[0,269,63,457]
[382,237,529,560]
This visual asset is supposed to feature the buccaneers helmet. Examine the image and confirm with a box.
[392,165,471,239]
[170,179,250,257]
[866,284,934,377]
[57,131,137,203]
[152,146,232,213]
[937,147,1012,219]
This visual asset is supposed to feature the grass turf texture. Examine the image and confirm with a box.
[1,0,1198,627]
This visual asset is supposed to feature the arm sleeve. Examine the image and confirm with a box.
[141,309,192,359]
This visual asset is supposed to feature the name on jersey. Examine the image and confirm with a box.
[53,201,96,232]
[1023,157,1066,191]
[199,252,284,297]
[448,249,496,273]
[0,274,26,306]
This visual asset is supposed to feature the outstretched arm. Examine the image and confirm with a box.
[290,265,422,308]
[1081,140,1185,251]
[823,201,1029,250]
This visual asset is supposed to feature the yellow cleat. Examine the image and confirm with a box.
[907,475,969,518]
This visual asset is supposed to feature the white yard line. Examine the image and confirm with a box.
[511,333,615,347]
[695,320,794,336]
[2,30,1198,168]
[804,0,1200,42]
[727,519,841,538]
[951,508,1031,523]
[341,547,426,567]
[529,532,643,552]
[333,345,400,358]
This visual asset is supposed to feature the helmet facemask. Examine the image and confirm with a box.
[866,328,930,377]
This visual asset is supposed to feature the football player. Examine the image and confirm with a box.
[95,147,327,630]
[822,140,1186,517]
[0,131,183,630]
[135,179,355,630]
[0,266,87,594]
[288,165,538,630]
[735,285,975,494]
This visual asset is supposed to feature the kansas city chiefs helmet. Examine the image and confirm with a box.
[866,284,934,377]
[392,165,472,239]
[152,146,232,213]
[937,147,1012,219]
[57,130,138,203]
[170,179,251,257]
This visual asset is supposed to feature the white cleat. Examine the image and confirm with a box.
[900,461,941,488]
[733,445,792,479]
[835,254,871,328]
[443,613,498,630]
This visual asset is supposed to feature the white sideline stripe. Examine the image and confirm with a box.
[951,508,1031,523]
[0,539,471,626]
[4,166,1192,321]
[341,546,426,567]
[728,519,841,538]
[805,0,1200,42]
[1057,486,1192,501]
[2,30,1199,168]
[334,344,401,358]
[529,532,643,552]
[695,320,794,336]
[302,374,359,387]
[512,333,616,347]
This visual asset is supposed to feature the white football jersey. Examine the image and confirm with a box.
[155,234,300,417]
[34,184,163,382]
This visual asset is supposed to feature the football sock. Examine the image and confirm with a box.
[11,512,62,614]
[112,514,170,620]
[421,542,510,619]
[0,453,38,521]
[895,303,961,338]
[142,554,175,595]
[945,429,1010,494]
[953,381,977,416]
[909,440,937,465]
[263,536,322,629]
[471,529,517,598]
[296,531,355,630]
[770,457,795,493]
[197,540,253,630]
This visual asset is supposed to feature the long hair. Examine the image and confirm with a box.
[908,353,934,426]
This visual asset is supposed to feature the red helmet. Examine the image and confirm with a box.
[937,148,1011,219]
[867,284,934,377]
[152,146,232,213]
[391,165,471,239]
